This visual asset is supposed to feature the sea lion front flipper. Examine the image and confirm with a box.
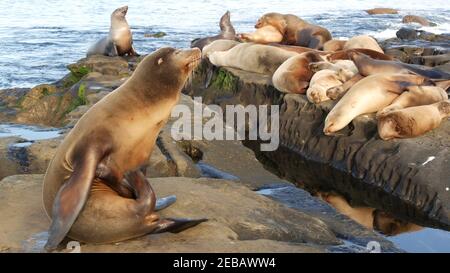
[106,42,119,57]
[155,195,177,211]
[153,218,208,234]
[45,153,99,251]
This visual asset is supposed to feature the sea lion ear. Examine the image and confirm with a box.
[157,58,164,65]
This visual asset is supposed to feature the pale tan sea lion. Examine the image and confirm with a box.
[324,73,429,135]
[377,86,448,118]
[306,69,345,104]
[87,6,138,57]
[323,39,347,52]
[43,47,206,251]
[326,74,364,100]
[237,25,284,44]
[343,35,384,53]
[208,42,297,75]
[201,39,240,58]
[378,100,450,140]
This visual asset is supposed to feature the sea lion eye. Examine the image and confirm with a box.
[157,58,164,65]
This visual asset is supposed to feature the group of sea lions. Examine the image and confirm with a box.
[200,11,450,141]
[42,7,449,251]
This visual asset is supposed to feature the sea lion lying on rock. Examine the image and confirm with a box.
[306,69,347,104]
[238,25,284,44]
[378,100,450,140]
[377,86,448,118]
[201,39,240,58]
[324,73,429,135]
[87,6,138,57]
[349,51,450,79]
[343,35,384,53]
[191,11,236,50]
[208,42,297,75]
[272,52,324,93]
[253,12,332,49]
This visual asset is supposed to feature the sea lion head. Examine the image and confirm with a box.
[377,114,412,140]
[133,47,202,91]
[112,6,128,19]
[255,13,287,34]
[373,210,422,236]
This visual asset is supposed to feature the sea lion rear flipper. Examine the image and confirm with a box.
[155,195,177,211]
[153,218,208,234]
[45,154,99,251]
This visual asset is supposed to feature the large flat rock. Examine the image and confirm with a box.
[184,61,450,230]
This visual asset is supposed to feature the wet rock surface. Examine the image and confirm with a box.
[0,174,401,253]
[184,61,450,230]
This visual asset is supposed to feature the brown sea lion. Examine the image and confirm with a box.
[377,86,448,118]
[349,51,450,79]
[208,42,297,75]
[254,12,332,49]
[378,100,450,140]
[324,73,429,135]
[268,43,326,54]
[43,47,206,251]
[191,11,236,50]
[87,6,138,57]
[327,48,393,61]
[272,51,324,94]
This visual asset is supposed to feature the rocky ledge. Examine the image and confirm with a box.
[184,61,450,230]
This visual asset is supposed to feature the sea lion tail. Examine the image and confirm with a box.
[153,218,208,234]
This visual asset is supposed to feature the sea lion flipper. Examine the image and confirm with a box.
[155,195,177,211]
[45,155,98,251]
[153,218,208,234]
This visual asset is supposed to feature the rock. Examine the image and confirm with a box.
[184,61,450,231]
[65,55,130,77]
[402,15,436,27]
[0,136,61,180]
[144,32,167,38]
[0,174,346,253]
[365,8,398,15]
[396,28,418,40]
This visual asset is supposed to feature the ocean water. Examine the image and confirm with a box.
[0,0,449,89]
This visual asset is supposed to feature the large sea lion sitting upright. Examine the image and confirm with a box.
[191,11,236,50]
[87,6,138,57]
[43,47,205,251]
[252,13,332,49]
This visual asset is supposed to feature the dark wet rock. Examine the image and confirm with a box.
[184,61,450,231]
[0,174,345,253]
[396,28,450,43]
[402,15,436,27]
[256,184,400,252]
[396,28,419,40]
[365,8,398,15]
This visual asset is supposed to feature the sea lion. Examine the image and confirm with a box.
[306,69,345,104]
[323,39,346,52]
[202,39,240,58]
[309,60,358,75]
[377,85,448,118]
[43,47,206,251]
[238,25,284,44]
[208,42,297,75]
[254,12,332,49]
[87,6,138,57]
[326,74,364,100]
[191,11,236,50]
[324,73,429,135]
[327,48,393,61]
[343,35,384,53]
[349,51,450,79]
[272,51,324,94]
[377,100,450,140]
[269,43,326,55]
